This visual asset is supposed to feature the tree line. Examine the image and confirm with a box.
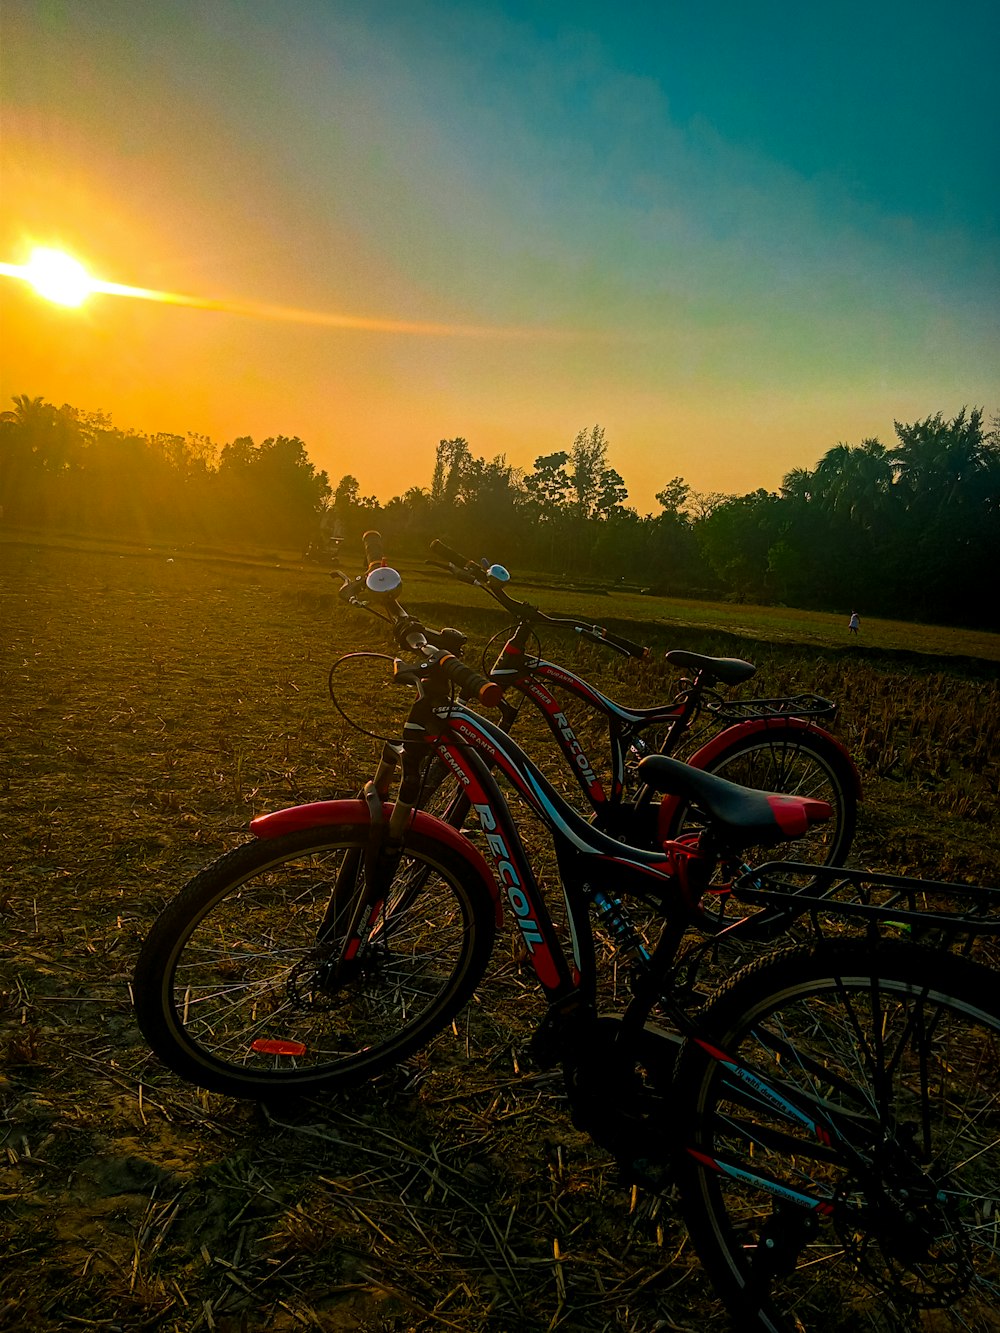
[2,394,997,629]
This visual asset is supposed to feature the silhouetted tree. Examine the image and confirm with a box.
[5,392,997,628]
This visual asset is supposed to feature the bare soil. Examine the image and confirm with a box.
[2,537,997,1332]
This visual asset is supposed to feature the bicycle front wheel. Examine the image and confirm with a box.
[133,825,496,1100]
[672,941,1000,1331]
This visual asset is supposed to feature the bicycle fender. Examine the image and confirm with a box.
[249,799,503,920]
[658,717,861,830]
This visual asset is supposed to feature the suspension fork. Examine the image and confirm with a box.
[353,699,473,935]
[313,781,408,967]
[370,740,402,799]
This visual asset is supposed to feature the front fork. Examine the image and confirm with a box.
[370,739,402,801]
[366,738,422,839]
[315,773,415,977]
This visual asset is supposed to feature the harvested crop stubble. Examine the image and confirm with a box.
[2,537,998,1331]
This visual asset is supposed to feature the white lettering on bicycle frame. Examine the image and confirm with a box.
[552,712,600,789]
[473,802,544,951]
[710,1157,827,1211]
[448,716,498,760]
[718,1056,826,1140]
[435,743,470,786]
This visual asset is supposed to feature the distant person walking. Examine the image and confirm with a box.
[848,611,860,636]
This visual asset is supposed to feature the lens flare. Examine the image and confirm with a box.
[1,245,597,341]
[18,247,94,306]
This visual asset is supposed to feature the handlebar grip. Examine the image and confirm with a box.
[362,529,384,570]
[597,627,648,658]
[438,652,503,708]
[429,537,473,570]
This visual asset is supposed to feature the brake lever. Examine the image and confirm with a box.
[427,557,479,587]
[332,570,369,603]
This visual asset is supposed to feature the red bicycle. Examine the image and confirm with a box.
[340,534,859,934]
[133,545,1000,1331]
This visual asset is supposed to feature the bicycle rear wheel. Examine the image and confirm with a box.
[672,941,1000,1331]
[665,729,858,870]
[133,825,496,1100]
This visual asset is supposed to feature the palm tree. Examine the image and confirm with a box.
[779,467,815,504]
[890,408,987,509]
[1,393,48,424]
[812,438,895,530]
[0,394,85,472]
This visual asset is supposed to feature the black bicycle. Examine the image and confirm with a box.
[424,534,858,877]
[334,533,859,953]
[134,545,1000,1331]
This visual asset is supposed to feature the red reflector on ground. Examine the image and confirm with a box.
[250,1038,308,1056]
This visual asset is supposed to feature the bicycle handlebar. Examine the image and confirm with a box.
[433,650,504,707]
[340,532,502,708]
[391,614,502,708]
[585,625,648,657]
[429,537,648,659]
[428,537,469,570]
[362,529,384,570]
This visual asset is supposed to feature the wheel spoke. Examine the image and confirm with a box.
[134,826,493,1097]
[676,944,1000,1329]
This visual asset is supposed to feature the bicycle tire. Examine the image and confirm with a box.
[666,730,864,927]
[671,940,1000,1331]
[664,729,858,869]
[133,824,496,1100]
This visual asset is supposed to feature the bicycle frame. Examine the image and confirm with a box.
[477,635,860,847]
[250,687,915,1220]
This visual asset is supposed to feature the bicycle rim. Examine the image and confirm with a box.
[674,942,1000,1331]
[134,826,494,1097]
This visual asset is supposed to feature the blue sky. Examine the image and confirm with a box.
[2,0,997,511]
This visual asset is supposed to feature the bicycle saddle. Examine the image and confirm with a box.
[636,753,831,846]
[664,651,757,686]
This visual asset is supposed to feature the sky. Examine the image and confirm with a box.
[1,0,997,514]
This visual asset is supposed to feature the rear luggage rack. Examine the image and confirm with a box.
[735,862,1000,938]
[712,693,838,723]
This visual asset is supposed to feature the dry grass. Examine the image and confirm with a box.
[1,535,998,1332]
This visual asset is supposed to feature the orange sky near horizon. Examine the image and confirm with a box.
[2,1,997,515]
[4,244,988,514]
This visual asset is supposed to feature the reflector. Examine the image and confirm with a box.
[250,1038,308,1056]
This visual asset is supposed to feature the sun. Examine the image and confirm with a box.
[1,244,580,340]
[20,247,95,306]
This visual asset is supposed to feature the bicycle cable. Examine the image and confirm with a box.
[327,652,405,742]
[327,651,480,748]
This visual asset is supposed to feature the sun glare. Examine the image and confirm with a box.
[21,247,95,306]
[0,245,586,340]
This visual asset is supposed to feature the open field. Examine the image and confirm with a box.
[2,535,999,1332]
